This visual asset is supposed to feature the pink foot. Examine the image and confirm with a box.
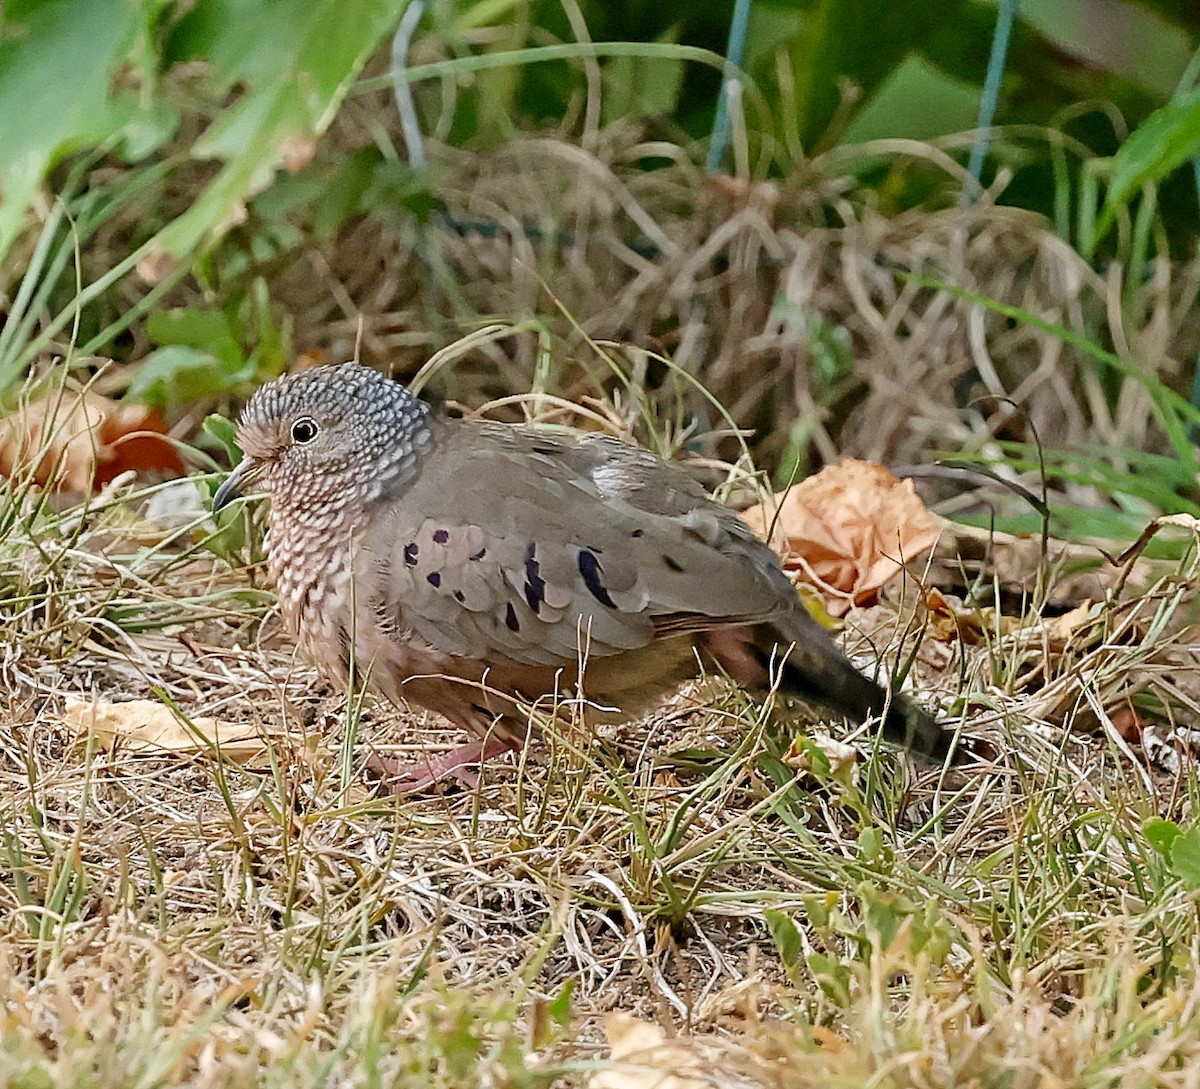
[364,735,517,795]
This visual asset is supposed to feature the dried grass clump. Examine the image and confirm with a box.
[262,124,1200,470]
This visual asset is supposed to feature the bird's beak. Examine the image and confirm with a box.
[212,458,259,513]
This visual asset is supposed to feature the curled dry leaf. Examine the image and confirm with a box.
[1107,705,1146,746]
[1043,601,1104,648]
[589,1014,747,1089]
[783,732,858,777]
[0,387,185,494]
[742,459,939,615]
[62,695,280,762]
[924,588,1020,645]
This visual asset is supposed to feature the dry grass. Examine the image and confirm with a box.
[4,442,1200,1085]
[7,114,1200,1083]
[59,118,1200,487]
[252,119,1200,478]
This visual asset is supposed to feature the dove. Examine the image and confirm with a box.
[213,361,955,791]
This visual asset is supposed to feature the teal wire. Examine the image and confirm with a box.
[967,0,1019,187]
[392,0,429,170]
[707,0,754,173]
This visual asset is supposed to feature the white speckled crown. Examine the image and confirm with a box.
[240,361,434,504]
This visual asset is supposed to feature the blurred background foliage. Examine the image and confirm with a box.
[4,0,1198,265]
[2,0,1200,537]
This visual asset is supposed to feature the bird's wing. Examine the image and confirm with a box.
[361,421,795,667]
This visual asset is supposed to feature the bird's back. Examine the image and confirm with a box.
[359,418,803,668]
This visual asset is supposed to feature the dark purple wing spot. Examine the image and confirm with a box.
[523,542,546,614]
[662,555,684,572]
[504,602,520,631]
[433,529,449,544]
[427,572,441,588]
[404,542,419,566]
[578,549,616,608]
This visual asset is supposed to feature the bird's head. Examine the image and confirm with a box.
[212,362,433,515]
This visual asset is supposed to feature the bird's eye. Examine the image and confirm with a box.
[291,417,319,444]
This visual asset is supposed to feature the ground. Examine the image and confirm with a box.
[4,469,1200,1088]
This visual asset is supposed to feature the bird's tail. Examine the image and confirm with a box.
[744,610,954,762]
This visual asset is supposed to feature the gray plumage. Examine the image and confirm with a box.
[213,361,953,790]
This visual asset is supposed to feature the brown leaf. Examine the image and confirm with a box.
[1108,705,1145,745]
[0,388,185,494]
[279,137,317,173]
[1044,601,1102,649]
[783,732,858,776]
[589,1015,719,1089]
[136,245,177,286]
[742,460,939,615]
[62,695,282,761]
[924,588,1020,645]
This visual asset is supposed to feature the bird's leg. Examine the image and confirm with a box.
[364,734,518,795]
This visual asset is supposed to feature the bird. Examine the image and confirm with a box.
[212,361,957,792]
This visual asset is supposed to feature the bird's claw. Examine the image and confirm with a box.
[363,736,515,795]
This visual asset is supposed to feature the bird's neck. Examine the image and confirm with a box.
[363,409,442,505]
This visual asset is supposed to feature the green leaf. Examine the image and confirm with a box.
[1144,817,1183,859]
[135,299,287,406]
[202,414,244,464]
[802,892,838,930]
[1144,819,1200,889]
[146,308,244,368]
[115,96,181,162]
[601,27,685,126]
[155,0,410,258]
[0,0,148,260]
[857,827,883,864]
[791,735,832,777]
[841,53,981,143]
[764,908,803,969]
[1093,86,1200,248]
[547,979,574,1028]
[806,952,852,1005]
[1169,828,1200,890]
[129,346,257,407]
[863,887,915,951]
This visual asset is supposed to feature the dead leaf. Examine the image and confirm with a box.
[742,460,938,615]
[62,695,279,761]
[924,588,1019,645]
[293,349,330,370]
[279,137,317,173]
[1106,705,1146,746]
[783,732,858,777]
[1044,601,1102,648]
[807,1025,849,1053]
[0,387,185,494]
[136,245,177,285]
[588,1015,714,1089]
